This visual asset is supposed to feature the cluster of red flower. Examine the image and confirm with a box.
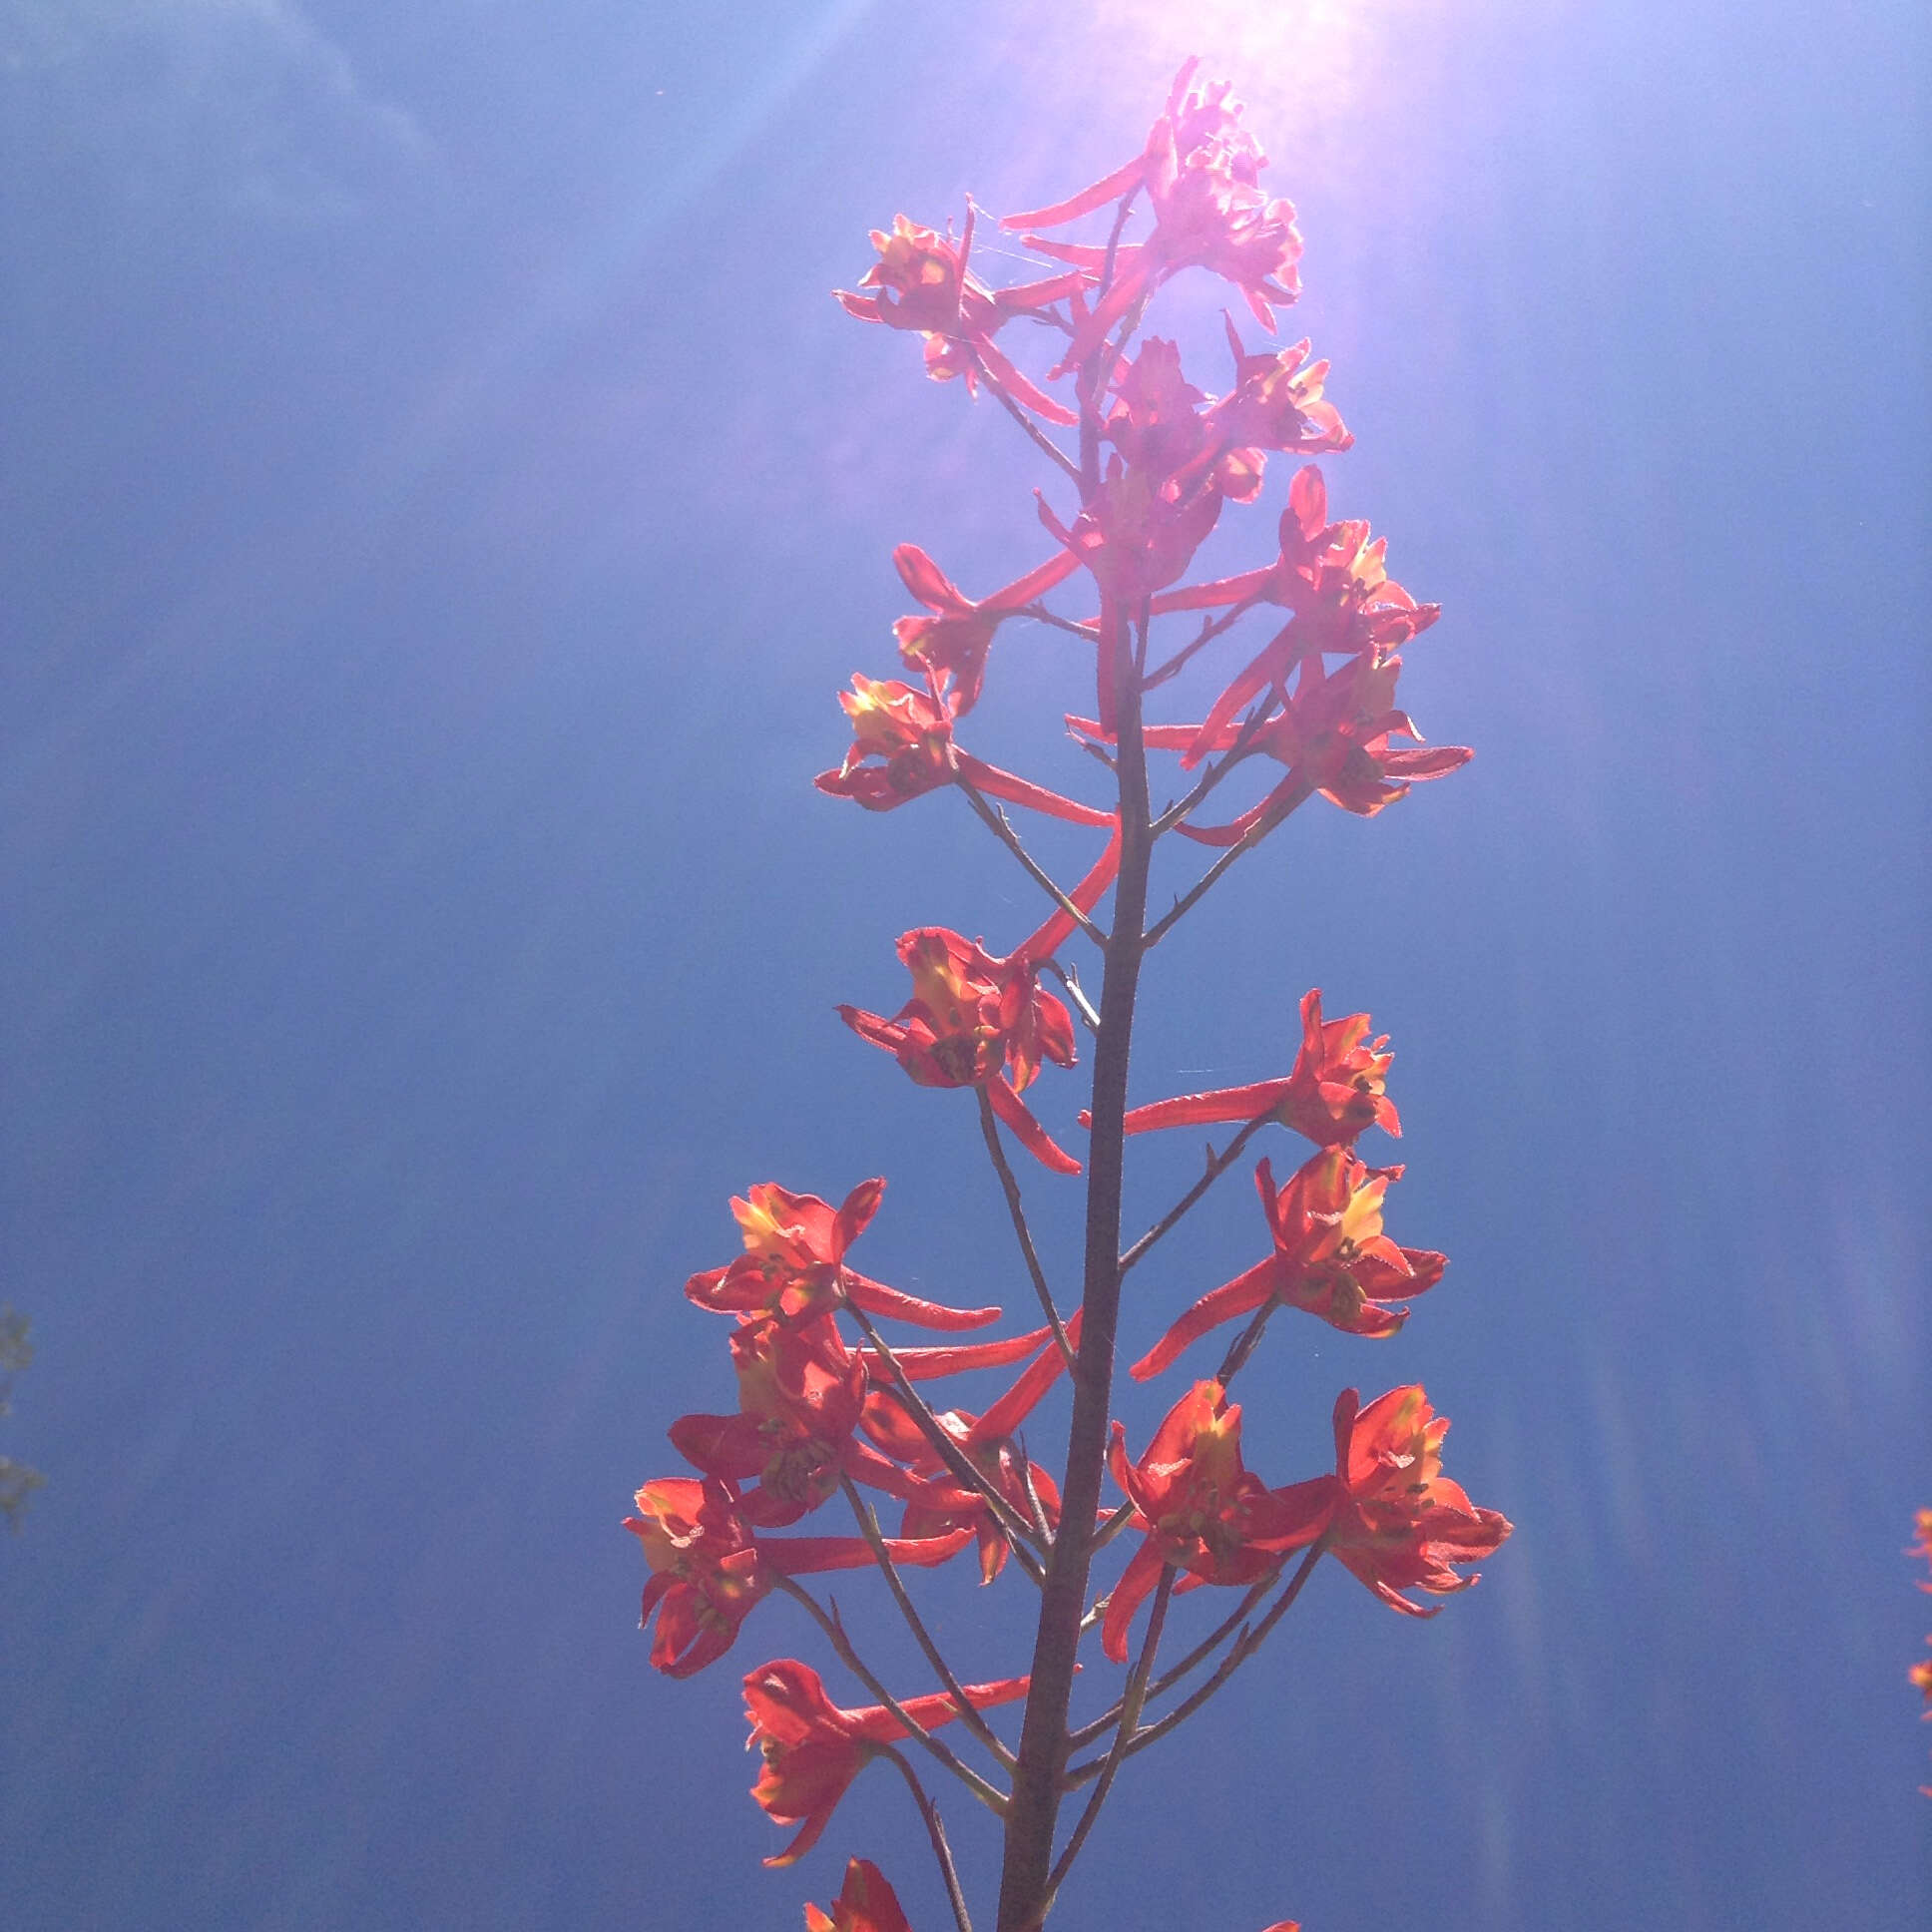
[1910,1510,1932,1794]
[626,61,1508,1932]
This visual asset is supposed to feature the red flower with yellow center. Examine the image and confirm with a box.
[624,1476,971,1679]
[814,675,1114,822]
[1102,1380,1328,1662]
[838,829,1121,1175]
[1115,987,1400,1149]
[743,1658,1029,1865]
[1131,1149,1443,1381]
[835,209,1084,426]
[685,1178,1001,1332]
[888,541,1083,718]
[1298,1384,1514,1616]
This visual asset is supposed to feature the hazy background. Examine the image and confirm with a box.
[3,2,1927,1926]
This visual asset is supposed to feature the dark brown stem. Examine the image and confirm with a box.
[995,598,1154,1931]
[1143,600,1261,689]
[1018,603,1101,643]
[1067,1562,1280,1752]
[977,1087,1077,1372]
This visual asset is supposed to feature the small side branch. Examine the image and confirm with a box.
[1044,1566,1175,1904]
[1118,1115,1271,1279]
[1149,698,1279,838]
[1042,958,1100,1035]
[1063,1542,1324,1787]
[977,1087,1077,1372]
[1144,601,1260,691]
[839,1297,1049,1582]
[1019,602,1101,643]
[842,1475,1017,1769]
[1214,1295,1280,1390]
[773,1577,1010,1813]
[953,771,1109,948]
[1144,776,1311,948]
[883,1745,977,1932]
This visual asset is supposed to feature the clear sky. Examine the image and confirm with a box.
[2,3,1927,1928]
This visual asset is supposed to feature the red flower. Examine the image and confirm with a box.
[685,1179,1001,1332]
[835,208,1084,425]
[1154,317,1352,507]
[1131,1150,1444,1381]
[1176,649,1470,844]
[838,832,1122,1175]
[744,1658,1030,1864]
[999,60,1252,235]
[814,674,1112,823]
[1102,1380,1328,1662]
[866,1309,1083,1583]
[804,1858,915,1932]
[1299,1385,1514,1616]
[1008,62,1301,368]
[1033,336,1263,733]
[1116,987,1399,1147]
[1148,465,1440,768]
[670,1315,916,1528]
[624,1476,972,1678]
[890,542,1083,718]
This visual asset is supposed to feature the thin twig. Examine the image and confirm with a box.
[841,1475,1016,1768]
[1148,697,1279,838]
[1091,1499,1137,1555]
[975,349,1083,485]
[838,1296,1048,1581]
[1118,1115,1271,1278]
[772,1577,1009,1812]
[1097,190,1139,302]
[882,1745,977,1932]
[1062,1543,1325,1786]
[1042,958,1100,1034]
[1144,600,1261,690]
[977,1087,1077,1372]
[1016,1445,1055,1543]
[1045,1568,1175,1904]
[1214,1295,1279,1389]
[953,770,1109,948]
[1143,776,1312,948]
[1018,602,1101,643]
[1067,1562,1279,1751]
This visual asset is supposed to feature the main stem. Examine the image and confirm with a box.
[995,598,1152,1932]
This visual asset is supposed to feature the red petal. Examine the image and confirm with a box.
[843,1268,1001,1331]
[1128,1256,1280,1380]
[986,1076,1083,1174]
[1121,1079,1294,1135]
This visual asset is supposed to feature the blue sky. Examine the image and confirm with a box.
[2,3,1928,1927]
